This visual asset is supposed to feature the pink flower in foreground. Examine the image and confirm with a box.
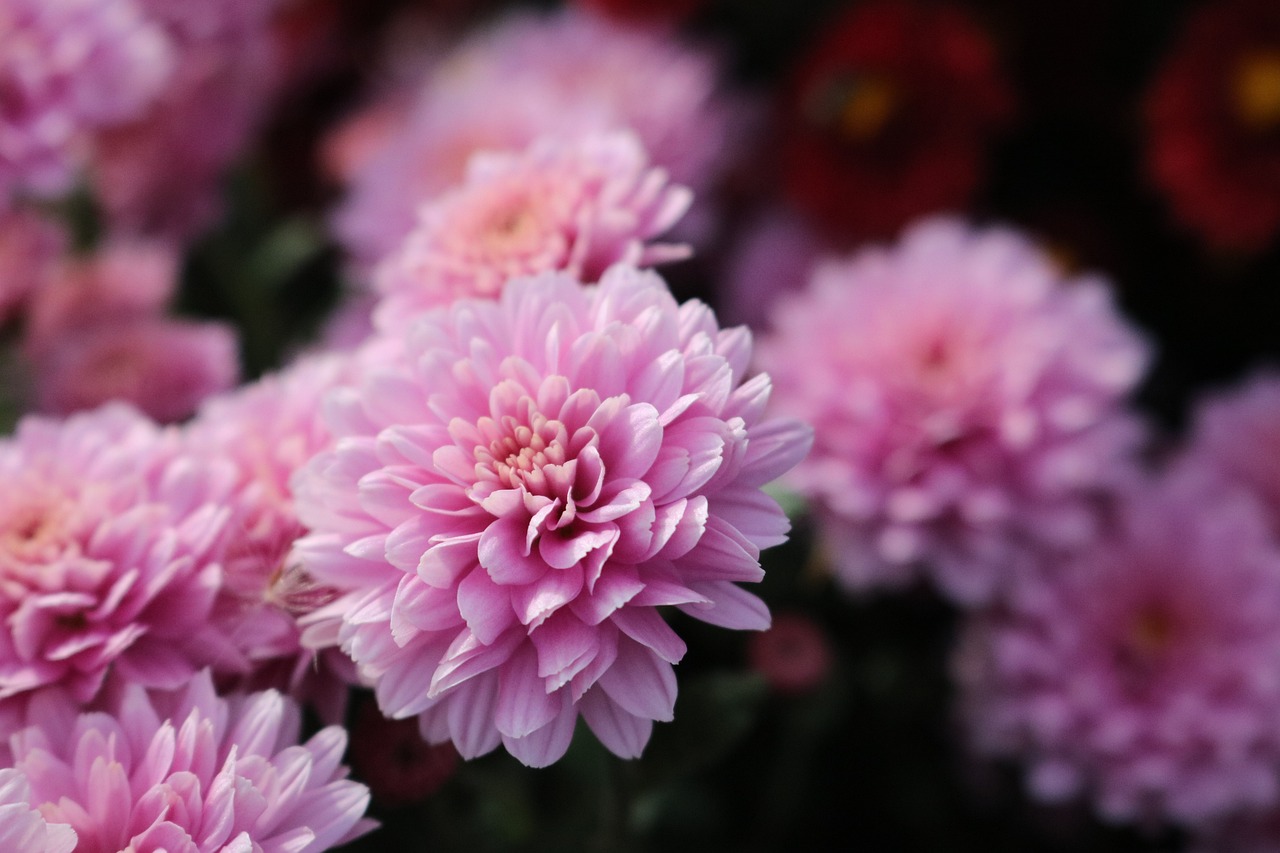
[334,6,735,267]
[0,769,75,852]
[756,218,1150,604]
[0,0,172,200]
[294,266,811,766]
[373,132,691,334]
[0,404,245,734]
[31,316,239,422]
[9,671,373,851]
[955,467,1280,826]
[188,354,356,722]
[1185,371,1280,532]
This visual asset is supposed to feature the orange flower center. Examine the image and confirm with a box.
[1233,51,1280,131]
[808,73,900,142]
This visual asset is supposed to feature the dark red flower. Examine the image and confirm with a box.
[574,0,704,25]
[1145,0,1280,252]
[778,0,1013,240]
[748,613,834,695]
[349,698,459,808]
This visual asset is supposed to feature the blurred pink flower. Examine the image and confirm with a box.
[719,209,827,332]
[31,316,238,422]
[756,218,1150,605]
[373,132,691,334]
[187,353,357,722]
[0,0,172,201]
[1185,371,1280,532]
[293,266,810,766]
[0,210,65,325]
[333,6,736,267]
[0,769,76,852]
[748,612,833,694]
[0,405,246,736]
[955,466,1280,826]
[9,670,373,851]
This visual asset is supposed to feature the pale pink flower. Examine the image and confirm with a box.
[293,266,811,766]
[333,6,736,267]
[0,768,76,853]
[0,0,172,201]
[0,404,246,737]
[31,316,238,422]
[373,132,691,334]
[0,209,66,325]
[1185,371,1280,533]
[9,670,374,851]
[188,353,357,722]
[955,466,1280,826]
[756,218,1150,605]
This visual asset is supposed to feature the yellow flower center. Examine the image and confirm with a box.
[1234,51,1280,131]
[838,76,898,140]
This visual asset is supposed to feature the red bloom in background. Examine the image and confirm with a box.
[1146,0,1280,252]
[778,1,1013,240]
[575,0,704,24]
[349,698,459,808]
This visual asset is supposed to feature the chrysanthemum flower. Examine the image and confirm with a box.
[188,354,356,722]
[778,0,1013,239]
[756,218,1149,604]
[0,404,246,734]
[955,467,1280,826]
[334,6,735,267]
[1145,0,1280,252]
[293,266,811,766]
[0,769,75,852]
[0,0,172,201]
[1184,371,1280,532]
[372,132,691,333]
[8,670,373,851]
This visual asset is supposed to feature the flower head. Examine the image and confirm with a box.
[294,266,810,766]
[756,218,1149,604]
[9,670,373,851]
[373,132,691,333]
[955,467,1280,826]
[0,404,245,734]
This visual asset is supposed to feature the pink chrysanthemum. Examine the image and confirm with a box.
[1185,371,1280,532]
[0,404,246,734]
[293,266,810,767]
[0,0,172,201]
[333,6,735,267]
[372,132,691,334]
[0,769,76,852]
[955,467,1280,826]
[187,354,357,722]
[8,670,373,851]
[756,218,1150,604]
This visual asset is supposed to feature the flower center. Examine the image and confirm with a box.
[479,413,572,496]
[0,497,69,562]
[1233,51,1280,132]
[808,73,899,142]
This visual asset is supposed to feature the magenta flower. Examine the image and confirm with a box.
[1185,371,1280,532]
[293,266,811,766]
[0,0,172,201]
[334,6,736,267]
[0,769,76,853]
[9,670,373,851]
[756,218,1150,604]
[955,467,1280,826]
[0,404,246,735]
[373,132,691,334]
[188,354,357,722]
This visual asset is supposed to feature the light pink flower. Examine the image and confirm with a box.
[188,353,357,722]
[333,6,736,267]
[0,404,246,736]
[1185,371,1280,533]
[955,466,1280,826]
[0,768,76,853]
[9,670,374,851]
[372,132,691,334]
[0,209,66,325]
[756,218,1150,605]
[0,0,172,201]
[293,266,811,766]
[31,316,238,422]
